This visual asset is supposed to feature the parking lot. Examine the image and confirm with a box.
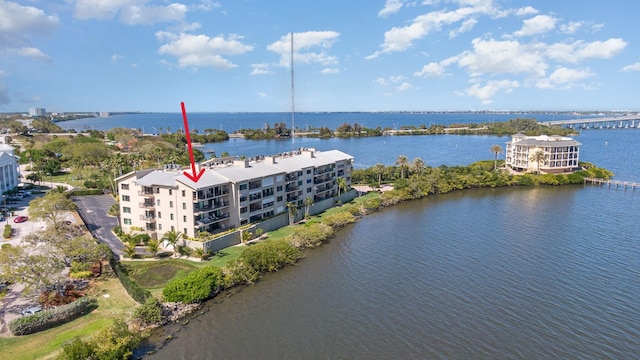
[0,189,79,334]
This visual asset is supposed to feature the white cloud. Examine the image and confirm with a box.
[449,18,477,38]
[111,54,124,63]
[374,77,389,86]
[0,1,58,64]
[414,62,447,78]
[267,31,340,67]
[513,15,556,37]
[5,47,52,63]
[458,79,519,104]
[251,63,272,75]
[535,67,594,89]
[621,62,640,72]
[193,0,221,12]
[72,0,188,25]
[515,6,538,16]
[321,67,341,74]
[157,32,254,70]
[457,38,547,77]
[0,1,59,45]
[120,3,187,25]
[379,0,403,18]
[546,38,627,63]
[560,21,582,34]
[397,82,413,91]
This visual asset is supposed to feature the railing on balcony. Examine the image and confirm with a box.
[139,202,155,208]
[139,215,156,222]
[285,185,299,192]
[138,190,155,198]
[195,212,230,226]
[193,201,230,213]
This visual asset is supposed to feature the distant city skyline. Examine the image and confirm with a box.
[1,1,640,113]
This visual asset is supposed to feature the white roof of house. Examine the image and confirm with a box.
[135,170,177,187]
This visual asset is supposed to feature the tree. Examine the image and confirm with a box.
[336,177,347,203]
[0,245,65,295]
[411,157,427,175]
[395,155,409,179]
[162,230,183,255]
[123,243,136,258]
[531,150,546,174]
[28,191,77,229]
[147,239,159,257]
[304,196,315,218]
[490,144,503,171]
[373,163,385,187]
[286,202,298,225]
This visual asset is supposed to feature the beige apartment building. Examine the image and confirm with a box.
[116,148,353,239]
[505,134,581,173]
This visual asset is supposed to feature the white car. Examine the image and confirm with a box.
[21,306,42,316]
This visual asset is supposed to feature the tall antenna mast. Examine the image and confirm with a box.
[290,32,295,147]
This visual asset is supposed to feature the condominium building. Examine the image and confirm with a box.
[28,108,46,117]
[505,134,581,173]
[116,148,353,239]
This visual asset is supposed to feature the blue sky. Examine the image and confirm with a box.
[1,0,640,113]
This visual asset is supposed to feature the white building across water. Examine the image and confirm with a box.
[116,148,353,240]
[505,134,581,174]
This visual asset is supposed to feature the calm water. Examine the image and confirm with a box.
[135,124,640,359]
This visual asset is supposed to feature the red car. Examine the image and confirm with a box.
[13,216,28,223]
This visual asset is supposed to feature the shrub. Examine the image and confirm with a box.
[113,226,123,236]
[9,297,96,336]
[70,261,90,272]
[362,197,382,213]
[322,212,356,228]
[287,223,334,249]
[1,243,10,250]
[221,259,259,288]
[59,319,141,360]
[132,297,164,326]
[162,266,224,304]
[70,271,93,279]
[68,189,104,196]
[3,224,11,239]
[240,239,302,273]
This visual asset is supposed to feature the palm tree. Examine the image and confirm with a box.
[411,157,427,175]
[162,230,183,254]
[373,163,385,187]
[304,196,315,218]
[336,177,347,204]
[123,242,136,258]
[286,202,298,225]
[395,155,409,179]
[490,144,503,171]
[147,239,159,257]
[530,150,546,174]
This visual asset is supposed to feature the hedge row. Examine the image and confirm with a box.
[68,189,104,196]
[9,297,97,336]
[108,254,151,304]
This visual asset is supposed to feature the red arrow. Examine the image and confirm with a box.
[181,102,205,183]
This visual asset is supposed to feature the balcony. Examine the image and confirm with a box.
[193,201,229,213]
[138,191,155,199]
[139,215,156,222]
[139,202,155,209]
[196,212,230,226]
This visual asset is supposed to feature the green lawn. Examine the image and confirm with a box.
[0,276,138,360]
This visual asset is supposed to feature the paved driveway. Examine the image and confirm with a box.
[73,194,123,258]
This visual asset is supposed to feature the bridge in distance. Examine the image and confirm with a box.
[541,114,640,129]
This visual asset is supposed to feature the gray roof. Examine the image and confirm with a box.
[214,161,284,183]
[136,170,177,187]
[176,170,229,189]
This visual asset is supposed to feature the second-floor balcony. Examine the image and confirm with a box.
[193,201,229,213]
[139,202,155,209]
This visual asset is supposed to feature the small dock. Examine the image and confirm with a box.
[584,178,640,190]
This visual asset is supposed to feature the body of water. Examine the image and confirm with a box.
[91,113,638,359]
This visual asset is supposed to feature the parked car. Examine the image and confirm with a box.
[21,306,42,316]
[13,216,28,223]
